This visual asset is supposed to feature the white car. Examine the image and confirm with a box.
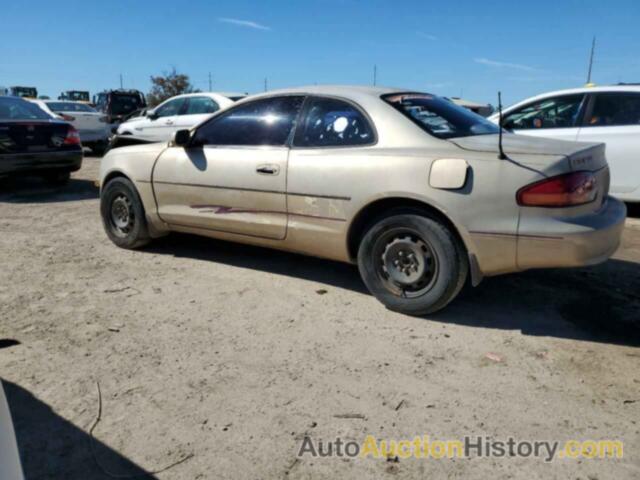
[489,85,640,202]
[31,100,111,155]
[116,92,245,142]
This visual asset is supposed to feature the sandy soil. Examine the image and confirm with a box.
[1,157,639,479]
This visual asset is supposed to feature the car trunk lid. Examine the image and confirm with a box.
[450,133,607,172]
[451,133,610,212]
[0,121,72,154]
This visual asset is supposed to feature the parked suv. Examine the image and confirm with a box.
[93,89,146,127]
[489,85,640,202]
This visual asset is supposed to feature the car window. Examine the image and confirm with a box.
[155,98,185,117]
[192,96,304,147]
[384,93,499,139]
[294,97,375,147]
[0,97,51,120]
[587,93,640,127]
[185,96,219,115]
[95,94,107,110]
[502,94,585,130]
[47,102,96,113]
[111,94,145,115]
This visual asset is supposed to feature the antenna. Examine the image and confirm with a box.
[264,77,268,92]
[373,65,377,86]
[208,72,212,91]
[498,91,507,160]
[119,74,123,89]
[586,36,596,84]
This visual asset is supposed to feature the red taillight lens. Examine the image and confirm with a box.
[516,171,597,207]
[63,126,81,146]
[60,113,76,121]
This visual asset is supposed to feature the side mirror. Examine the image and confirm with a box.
[147,110,158,120]
[173,129,191,147]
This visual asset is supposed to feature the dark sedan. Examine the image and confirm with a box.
[0,96,83,184]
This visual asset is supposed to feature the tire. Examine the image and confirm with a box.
[44,171,70,185]
[100,177,151,249]
[357,212,468,315]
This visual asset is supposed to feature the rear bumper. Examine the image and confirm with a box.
[517,197,627,270]
[0,150,83,176]
[80,129,110,143]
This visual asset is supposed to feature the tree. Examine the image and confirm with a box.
[147,68,198,106]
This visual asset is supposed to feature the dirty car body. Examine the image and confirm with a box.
[99,86,626,314]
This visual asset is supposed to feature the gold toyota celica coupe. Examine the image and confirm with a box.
[99,86,626,315]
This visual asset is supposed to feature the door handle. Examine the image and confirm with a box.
[165,120,174,125]
[256,164,279,175]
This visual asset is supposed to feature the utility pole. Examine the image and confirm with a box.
[373,65,377,86]
[208,72,212,91]
[119,74,123,89]
[586,36,596,84]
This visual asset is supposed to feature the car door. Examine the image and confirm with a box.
[173,96,220,131]
[152,95,305,239]
[577,92,640,196]
[137,97,185,141]
[286,96,377,239]
[501,94,587,142]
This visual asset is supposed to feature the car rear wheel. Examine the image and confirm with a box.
[100,177,151,249]
[357,212,468,315]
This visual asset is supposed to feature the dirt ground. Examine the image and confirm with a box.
[1,157,639,480]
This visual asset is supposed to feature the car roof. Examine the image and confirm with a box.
[246,84,405,100]
[507,85,640,107]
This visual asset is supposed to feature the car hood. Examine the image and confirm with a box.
[450,134,607,172]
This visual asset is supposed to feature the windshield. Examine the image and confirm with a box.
[47,102,96,113]
[111,94,143,115]
[0,97,52,120]
[67,91,89,101]
[12,87,37,98]
[383,93,500,139]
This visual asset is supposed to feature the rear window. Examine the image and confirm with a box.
[47,102,96,113]
[111,94,144,115]
[383,93,500,139]
[0,97,51,120]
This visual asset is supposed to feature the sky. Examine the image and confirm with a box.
[1,0,639,106]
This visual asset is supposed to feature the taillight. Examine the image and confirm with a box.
[60,113,76,121]
[63,126,82,146]
[99,115,108,123]
[516,171,597,207]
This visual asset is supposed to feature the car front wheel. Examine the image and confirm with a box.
[357,212,468,315]
[100,177,151,249]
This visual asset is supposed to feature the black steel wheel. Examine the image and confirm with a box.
[100,177,151,249]
[358,212,468,315]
